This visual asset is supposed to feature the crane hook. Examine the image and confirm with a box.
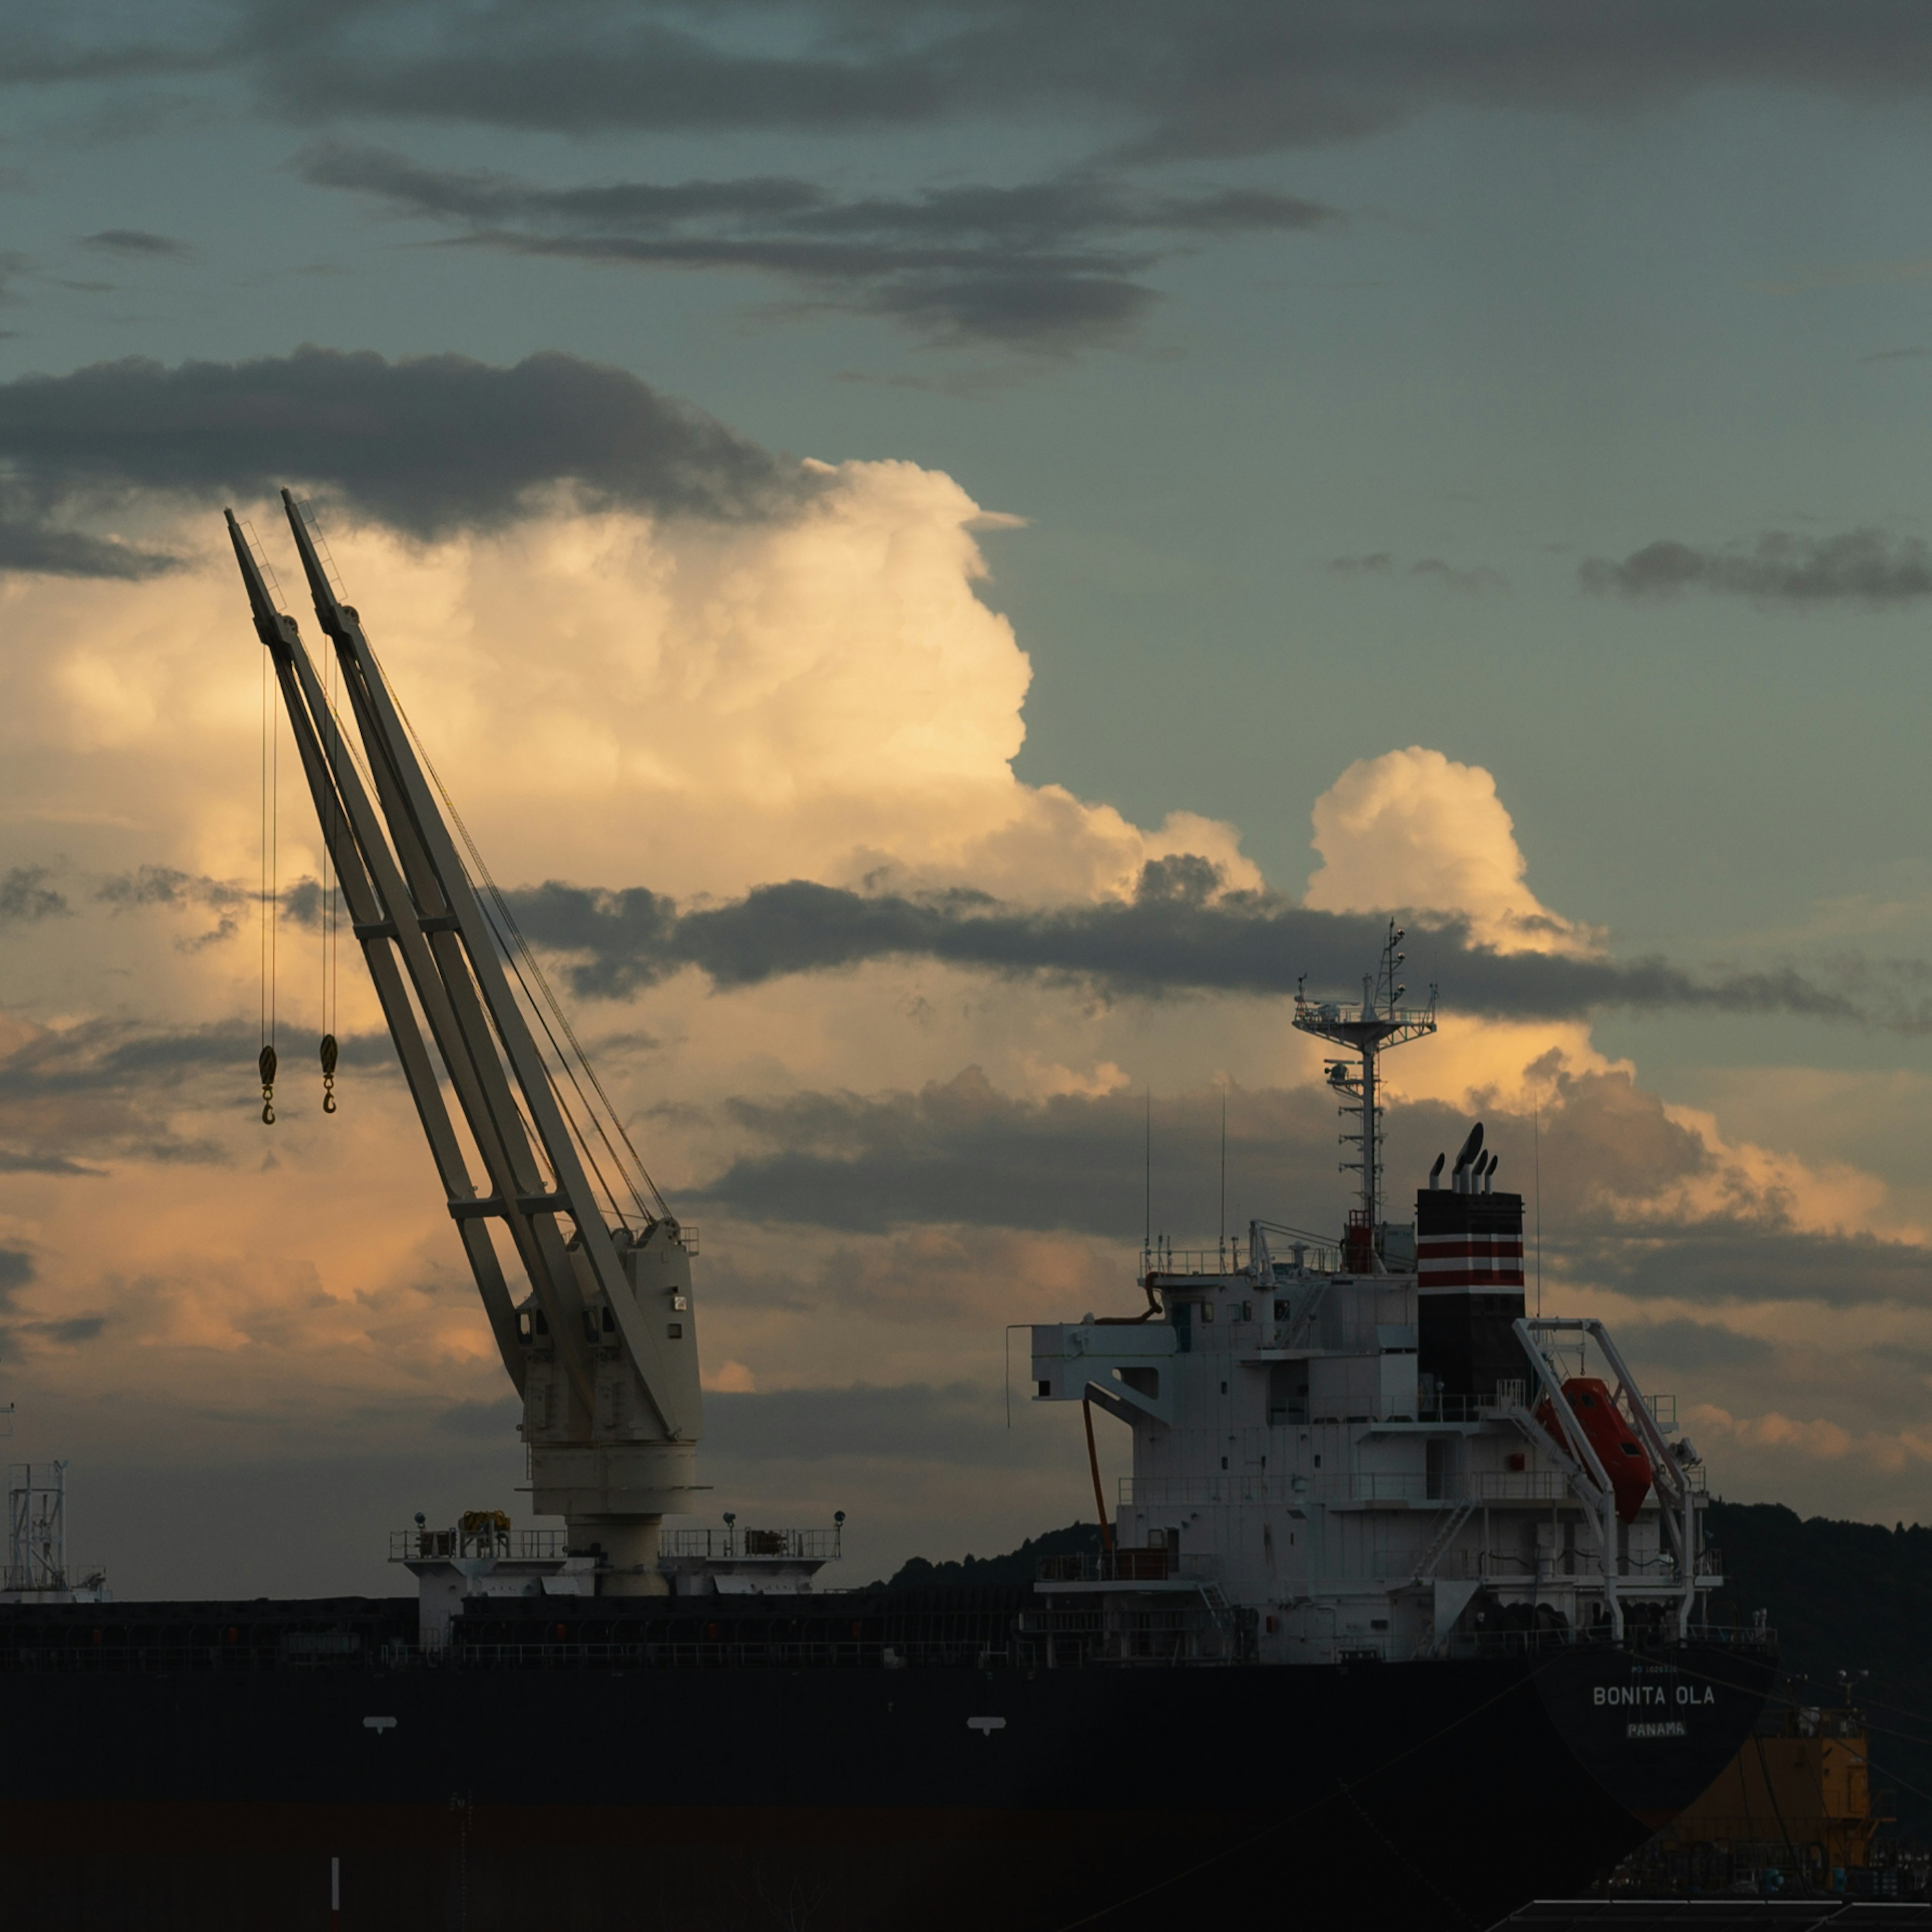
[320,1032,338,1115]
[258,1043,278,1126]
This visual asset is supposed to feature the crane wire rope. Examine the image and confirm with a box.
[376,662,669,1228]
[279,498,656,1233]
[319,611,339,1115]
[311,636,630,1233]
[442,907,634,1235]
[354,640,653,1233]
[257,576,278,1126]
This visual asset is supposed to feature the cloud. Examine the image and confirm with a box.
[1304,747,1598,955]
[1861,346,1931,364]
[0,347,810,544]
[295,142,1339,350]
[34,2,1920,162]
[3,411,1930,1555]
[503,870,1876,1024]
[1685,1402,1932,1478]
[78,229,193,259]
[681,1062,1919,1305]
[1616,1317,1776,1373]
[0,483,181,580]
[704,1382,1009,1465]
[1322,552,1507,594]
[1579,529,1932,607]
[1558,1222,1932,1310]
[0,1011,282,1171]
[689,1067,1333,1234]
[0,454,1268,928]
[0,866,70,922]
[1409,557,1509,596]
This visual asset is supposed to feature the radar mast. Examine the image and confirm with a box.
[1293,920,1437,1269]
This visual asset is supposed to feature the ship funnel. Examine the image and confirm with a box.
[1428,1153,1446,1190]
[1451,1120,1485,1190]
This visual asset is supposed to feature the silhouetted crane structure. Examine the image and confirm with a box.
[226,493,702,1592]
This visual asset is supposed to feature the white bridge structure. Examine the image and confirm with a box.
[1031,956,1715,1664]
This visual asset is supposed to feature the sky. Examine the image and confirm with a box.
[5,2,1932,1596]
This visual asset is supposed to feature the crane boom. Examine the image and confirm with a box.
[225,499,704,1594]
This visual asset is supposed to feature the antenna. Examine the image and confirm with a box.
[1219,1080,1228,1268]
[1143,1087,1153,1277]
[1534,1097,1543,1319]
[1293,919,1437,1270]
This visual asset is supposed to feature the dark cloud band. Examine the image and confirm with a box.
[1579,529,1932,607]
[503,867,1877,1025]
[29,3,1932,159]
[295,142,1337,350]
[0,347,808,566]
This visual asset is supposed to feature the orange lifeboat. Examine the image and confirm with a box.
[1532,1376,1653,1523]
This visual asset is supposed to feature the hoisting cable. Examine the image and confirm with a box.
[449,930,633,1234]
[319,618,339,1115]
[379,664,667,1227]
[287,516,648,1232]
[380,656,665,1217]
[258,623,278,1125]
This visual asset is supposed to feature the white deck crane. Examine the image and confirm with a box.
[225,492,702,1594]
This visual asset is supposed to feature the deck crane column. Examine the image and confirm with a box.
[225,495,704,1594]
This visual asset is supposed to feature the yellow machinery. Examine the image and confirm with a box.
[1628,1702,1888,1890]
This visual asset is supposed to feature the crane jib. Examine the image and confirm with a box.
[222,495,705,1596]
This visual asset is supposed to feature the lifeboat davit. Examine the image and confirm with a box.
[1532,1376,1653,1523]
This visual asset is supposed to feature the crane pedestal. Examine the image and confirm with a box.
[530,1441,704,1596]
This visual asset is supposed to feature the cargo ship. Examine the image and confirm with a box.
[0,498,1775,1930]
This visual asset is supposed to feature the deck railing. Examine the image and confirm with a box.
[660,1527,842,1562]
[1119,1470,1577,1507]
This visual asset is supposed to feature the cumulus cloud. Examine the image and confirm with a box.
[1579,528,1932,607]
[0,348,807,557]
[2,409,1929,1556]
[1305,747,1598,956]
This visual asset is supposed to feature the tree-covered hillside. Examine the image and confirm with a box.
[871,1521,1102,1590]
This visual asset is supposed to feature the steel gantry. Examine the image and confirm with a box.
[226,492,702,1593]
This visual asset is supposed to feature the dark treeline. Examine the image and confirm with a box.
[1710,1499,1932,1834]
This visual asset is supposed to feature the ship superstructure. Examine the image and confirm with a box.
[1031,935,1712,1663]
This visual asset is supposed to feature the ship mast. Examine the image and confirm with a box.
[225,495,702,1592]
[1293,922,1436,1268]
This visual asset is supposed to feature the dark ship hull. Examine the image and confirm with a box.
[0,1592,1776,1930]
